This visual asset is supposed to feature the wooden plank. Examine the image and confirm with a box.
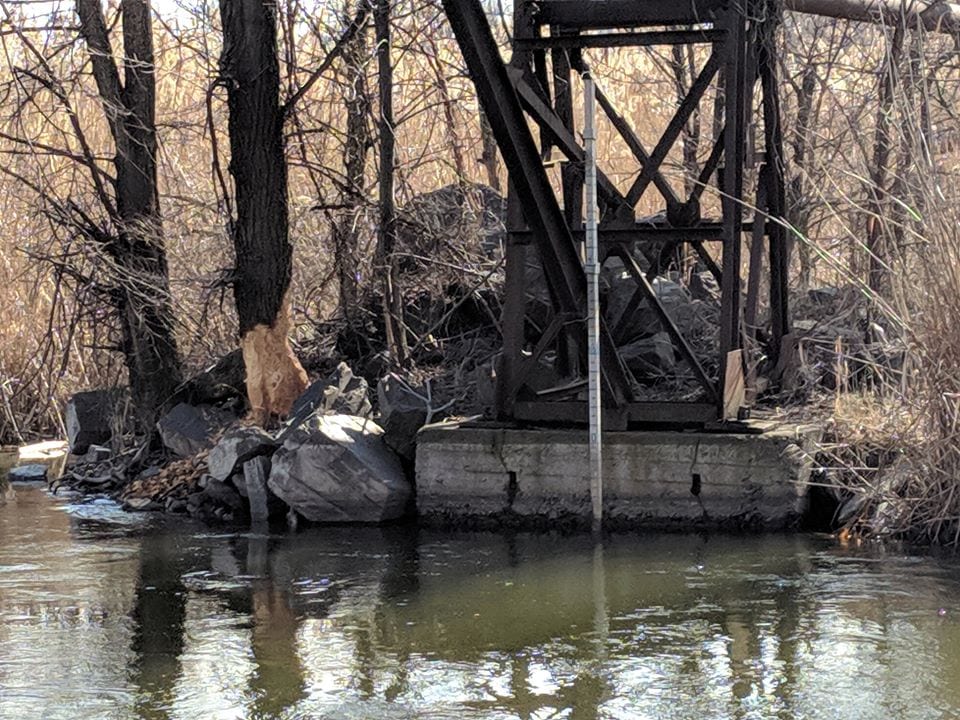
[722,349,746,420]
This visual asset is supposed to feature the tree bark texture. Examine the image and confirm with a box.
[866,25,903,294]
[375,0,408,366]
[479,109,501,193]
[337,3,371,320]
[219,0,307,421]
[786,0,960,34]
[76,0,183,431]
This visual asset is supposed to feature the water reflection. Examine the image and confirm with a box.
[0,486,959,719]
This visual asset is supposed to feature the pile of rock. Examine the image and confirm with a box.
[112,362,424,527]
[603,268,720,388]
[778,285,906,396]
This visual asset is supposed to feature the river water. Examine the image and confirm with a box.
[1,485,959,719]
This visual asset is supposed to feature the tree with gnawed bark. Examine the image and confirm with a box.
[218,0,308,422]
[216,0,376,422]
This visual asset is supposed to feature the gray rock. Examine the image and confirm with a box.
[165,497,188,514]
[8,464,48,483]
[156,403,234,458]
[137,465,161,481]
[605,277,691,343]
[207,426,277,481]
[124,497,161,512]
[297,362,371,417]
[281,363,372,442]
[243,456,271,523]
[809,286,840,304]
[377,373,429,463]
[619,332,676,377]
[84,445,112,463]
[185,349,245,404]
[65,390,114,454]
[268,415,411,523]
[202,478,244,513]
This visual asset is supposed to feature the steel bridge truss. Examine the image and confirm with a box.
[442,0,791,428]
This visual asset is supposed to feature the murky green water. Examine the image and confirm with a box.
[1,485,960,719]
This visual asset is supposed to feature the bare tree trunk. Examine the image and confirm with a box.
[479,109,501,192]
[890,32,922,255]
[672,44,701,197]
[336,0,371,321]
[76,0,182,431]
[375,0,407,366]
[866,25,904,294]
[219,0,307,422]
[788,65,817,291]
[424,31,467,182]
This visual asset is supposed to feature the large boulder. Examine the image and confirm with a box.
[619,332,676,378]
[65,390,115,454]
[184,349,246,405]
[377,374,429,463]
[207,426,277,481]
[281,363,372,442]
[399,183,505,260]
[157,403,234,458]
[268,415,411,523]
[605,277,691,344]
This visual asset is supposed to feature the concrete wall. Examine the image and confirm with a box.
[416,424,820,529]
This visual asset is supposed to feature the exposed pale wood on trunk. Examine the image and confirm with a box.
[219,0,307,421]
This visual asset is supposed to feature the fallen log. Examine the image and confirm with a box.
[785,0,960,34]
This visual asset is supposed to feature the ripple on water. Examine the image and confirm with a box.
[2,489,960,719]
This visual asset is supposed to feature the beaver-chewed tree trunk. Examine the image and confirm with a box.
[218,0,307,423]
[77,0,183,432]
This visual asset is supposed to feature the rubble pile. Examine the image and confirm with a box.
[58,361,418,527]
[777,285,906,397]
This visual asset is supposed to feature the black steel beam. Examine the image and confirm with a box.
[718,7,746,372]
[443,0,633,405]
[516,28,725,50]
[509,69,632,216]
[573,59,683,210]
[759,18,790,360]
[513,400,718,425]
[532,0,728,30]
[625,48,723,207]
[614,246,719,402]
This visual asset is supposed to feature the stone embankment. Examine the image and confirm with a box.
[60,363,432,526]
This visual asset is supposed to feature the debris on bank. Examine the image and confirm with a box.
[55,360,423,527]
